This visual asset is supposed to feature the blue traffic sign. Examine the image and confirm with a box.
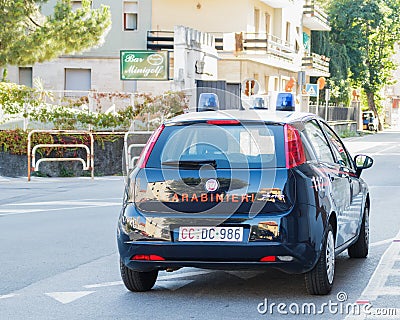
[306,84,318,97]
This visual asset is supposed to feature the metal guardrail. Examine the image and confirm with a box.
[123,131,152,174]
[27,130,94,181]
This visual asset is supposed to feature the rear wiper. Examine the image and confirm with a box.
[161,160,217,168]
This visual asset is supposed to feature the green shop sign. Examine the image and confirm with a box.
[120,50,169,80]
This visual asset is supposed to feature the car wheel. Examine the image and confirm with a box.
[348,204,369,258]
[305,225,335,295]
[120,259,158,292]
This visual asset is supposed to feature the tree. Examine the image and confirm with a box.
[0,0,111,73]
[311,31,351,106]
[328,0,400,130]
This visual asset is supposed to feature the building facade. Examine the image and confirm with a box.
[6,0,331,110]
[7,0,154,93]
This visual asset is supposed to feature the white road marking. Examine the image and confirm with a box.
[373,145,400,154]
[0,294,18,299]
[84,281,123,289]
[345,142,394,154]
[369,186,400,189]
[371,238,395,247]
[371,288,400,296]
[158,270,211,281]
[346,234,400,319]
[0,209,45,214]
[155,280,193,291]
[359,230,400,301]
[0,203,120,217]
[83,270,212,289]
[368,153,400,156]
[45,291,95,304]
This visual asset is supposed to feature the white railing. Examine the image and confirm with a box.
[27,130,94,181]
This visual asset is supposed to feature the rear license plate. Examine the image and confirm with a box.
[178,226,243,242]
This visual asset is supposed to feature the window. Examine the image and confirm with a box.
[286,22,291,44]
[147,124,285,169]
[282,79,287,91]
[265,13,271,35]
[254,8,260,33]
[64,68,91,97]
[19,67,32,87]
[71,0,82,10]
[124,1,138,31]
[320,122,354,169]
[295,27,300,51]
[71,1,92,11]
[264,75,270,92]
[303,120,335,163]
[274,77,279,91]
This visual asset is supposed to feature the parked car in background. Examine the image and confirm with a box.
[117,110,373,295]
[362,111,378,132]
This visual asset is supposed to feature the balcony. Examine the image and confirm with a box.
[303,0,331,31]
[302,52,330,77]
[216,33,295,62]
[261,0,292,8]
[147,31,295,62]
[241,33,296,62]
[147,31,174,50]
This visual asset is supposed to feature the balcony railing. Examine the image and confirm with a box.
[241,33,296,61]
[147,31,174,50]
[147,31,295,62]
[303,0,331,31]
[302,52,330,76]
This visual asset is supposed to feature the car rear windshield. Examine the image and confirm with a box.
[146,122,285,169]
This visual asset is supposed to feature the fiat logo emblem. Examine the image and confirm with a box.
[205,179,219,192]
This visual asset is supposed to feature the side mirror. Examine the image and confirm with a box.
[354,154,373,176]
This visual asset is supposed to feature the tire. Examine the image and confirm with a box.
[348,204,369,258]
[305,225,335,295]
[120,259,158,292]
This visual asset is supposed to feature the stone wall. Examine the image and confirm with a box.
[327,120,358,135]
[0,133,152,178]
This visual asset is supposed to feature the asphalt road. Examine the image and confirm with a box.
[0,130,399,320]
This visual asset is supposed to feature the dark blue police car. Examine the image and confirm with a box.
[117,110,373,295]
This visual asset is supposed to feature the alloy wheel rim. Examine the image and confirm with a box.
[326,230,335,284]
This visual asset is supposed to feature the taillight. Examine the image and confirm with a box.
[260,256,276,262]
[131,254,165,261]
[284,124,306,169]
[137,124,165,168]
[206,119,240,125]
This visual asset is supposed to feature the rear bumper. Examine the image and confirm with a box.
[119,240,317,274]
[117,202,324,274]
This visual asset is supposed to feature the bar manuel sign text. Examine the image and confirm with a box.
[120,50,168,80]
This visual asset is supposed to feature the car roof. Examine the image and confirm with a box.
[166,110,316,125]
